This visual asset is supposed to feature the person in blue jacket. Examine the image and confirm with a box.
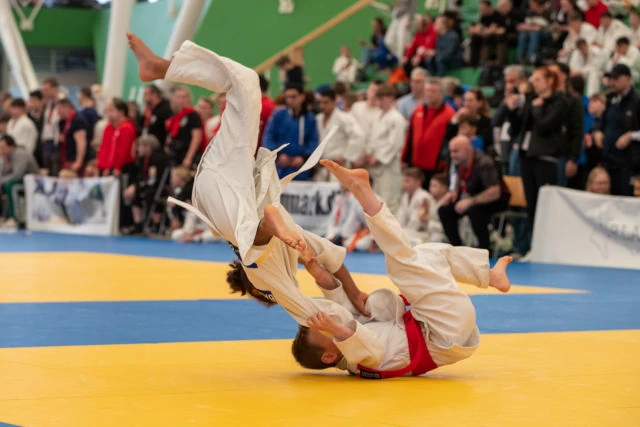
[262,83,319,180]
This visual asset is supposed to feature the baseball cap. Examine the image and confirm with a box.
[609,64,631,79]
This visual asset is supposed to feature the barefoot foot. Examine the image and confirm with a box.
[126,32,170,82]
[320,160,370,193]
[489,256,513,293]
[263,205,307,252]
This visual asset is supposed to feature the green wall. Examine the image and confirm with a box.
[17,7,99,48]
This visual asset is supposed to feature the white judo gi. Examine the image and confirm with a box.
[323,203,489,373]
[166,41,356,326]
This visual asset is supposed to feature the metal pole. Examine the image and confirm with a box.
[102,0,135,99]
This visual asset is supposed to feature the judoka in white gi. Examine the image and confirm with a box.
[292,160,513,378]
[325,188,374,252]
[127,33,371,322]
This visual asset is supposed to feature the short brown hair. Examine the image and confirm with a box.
[589,93,606,103]
[403,167,425,182]
[458,114,479,128]
[226,260,277,307]
[56,98,74,108]
[431,172,449,187]
[376,83,396,98]
[43,77,59,88]
[291,326,336,370]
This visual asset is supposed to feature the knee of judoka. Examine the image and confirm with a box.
[226,260,277,308]
[292,326,341,370]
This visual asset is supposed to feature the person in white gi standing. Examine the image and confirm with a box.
[292,159,513,378]
[126,33,371,324]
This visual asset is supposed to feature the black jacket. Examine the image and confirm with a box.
[519,92,569,159]
[564,93,584,162]
[599,88,640,172]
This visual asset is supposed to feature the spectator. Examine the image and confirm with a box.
[77,87,100,145]
[0,114,9,137]
[468,0,501,67]
[492,0,521,66]
[1,93,12,114]
[0,135,39,228]
[634,176,640,197]
[27,90,44,151]
[558,12,598,63]
[569,38,605,95]
[445,89,494,154]
[40,77,61,176]
[342,91,358,112]
[349,80,382,158]
[7,99,38,156]
[84,160,99,178]
[457,115,484,150]
[332,46,359,87]
[518,66,568,227]
[122,134,170,235]
[167,165,194,233]
[403,78,456,186]
[263,83,319,180]
[56,98,90,174]
[585,92,606,171]
[332,82,348,110]
[396,167,434,245]
[275,54,304,88]
[424,172,448,242]
[361,17,395,69]
[141,84,172,148]
[325,187,373,252]
[258,75,275,151]
[96,98,136,176]
[584,0,609,29]
[428,16,464,77]
[165,85,203,168]
[438,136,509,250]
[446,85,465,111]
[396,67,427,120]
[549,0,582,48]
[493,65,529,173]
[384,0,417,60]
[127,101,143,136]
[630,9,640,49]
[365,83,407,213]
[593,11,632,54]
[585,165,611,194]
[593,64,639,196]
[604,37,640,83]
[550,63,583,189]
[314,88,365,181]
[195,96,217,142]
[401,15,437,76]
[516,0,551,65]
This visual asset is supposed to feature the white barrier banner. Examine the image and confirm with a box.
[530,186,640,270]
[280,181,341,236]
[24,175,120,236]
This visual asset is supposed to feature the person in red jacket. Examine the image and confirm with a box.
[584,0,608,29]
[401,15,437,78]
[97,98,136,176]
[402,78,455,189]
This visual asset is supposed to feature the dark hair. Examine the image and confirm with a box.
[569,75,586,96]
[226,260,277,307]
[29,90,43,100]
[372,17,387,32]
[376,83,396,98]
[10,98,26,109]
[372,79,384,86]
[403,167,425,182]
[568,11,583,22]
[319,88,336,100]
[534,66,561,92]
[332,81,347,96]
[616,36,631,46]
[467,88,490,117]
[145,84,163,98]
[576,38,587,49]
[79,87,93,100]
[459,114,479,128]
[259,74,269,93]
[431,172,449,187]
[275,55,292,67]
[480,0,492,6]
[42,77,59,88]
[0,113,10,124]
[291,326,336,370]
[112,98,129,117]
[453,85,465,96]
[56,98,74,108]
[554,62,571,77]
[600,11,612,19]
[284,82,305,94]
[0,134,17,147]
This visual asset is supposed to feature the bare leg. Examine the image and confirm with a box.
[320,160,381,217]
[489,256,512,293]
[260,205,306,252]
[127,33,171,82]
[299,246,339,290]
